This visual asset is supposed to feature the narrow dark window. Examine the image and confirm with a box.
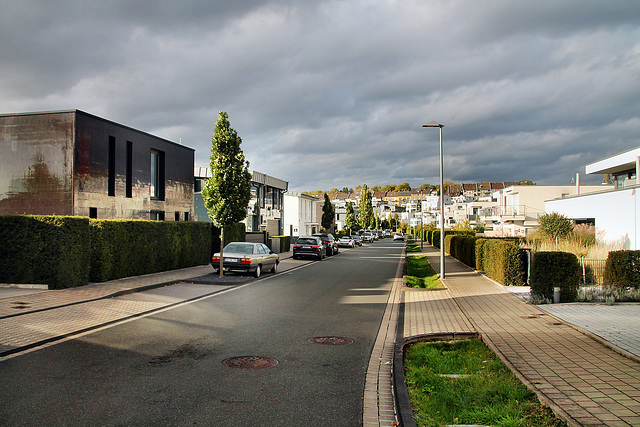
[108,136,116,196]
[89,207,98,219]
[184,212,189,221]
[126,141,133,198]
[175,211,180,221]
[150,149,165,200]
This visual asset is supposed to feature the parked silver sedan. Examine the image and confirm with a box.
[338,236,356,248]
[211,242,279,278]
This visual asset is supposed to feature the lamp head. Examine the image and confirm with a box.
[422,121,444,128]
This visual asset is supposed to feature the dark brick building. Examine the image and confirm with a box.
[0,110,194,220]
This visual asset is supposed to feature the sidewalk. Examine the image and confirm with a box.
[0,265,245,357]
[402,245,640,427]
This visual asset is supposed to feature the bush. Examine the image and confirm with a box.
[482,239,525,286]
[0,215,91,289]
[91,220,212,282]
[530,252,580,302]
[448,235,478,269]
[603,250,640,288]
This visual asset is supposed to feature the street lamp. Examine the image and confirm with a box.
[422,121,445,279]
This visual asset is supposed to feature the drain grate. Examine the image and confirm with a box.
[222,356,279,369]
[307,336,354,346]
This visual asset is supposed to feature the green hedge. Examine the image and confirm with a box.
[0,215,91,289]
[1,215,212,287]
[530,252,580,302]
[481,239,525,286]
[603,250,640,288]
[91,220,211,282]
[448,235,479,269]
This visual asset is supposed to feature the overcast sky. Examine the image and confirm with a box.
[1,1,639,192]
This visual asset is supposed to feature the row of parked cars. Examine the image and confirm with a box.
[210,230,406,276]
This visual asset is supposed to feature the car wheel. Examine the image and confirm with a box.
[317,253,323,261]
[253,265,261,278]
[271,262,278,274]
[293,255,298,260]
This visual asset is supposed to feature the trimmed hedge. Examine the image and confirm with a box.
[603,250,640,288]
[0,215,90,289]
[481,239,525,286]
[1,215,212,287]
[91,220,211,282]
[448,235,479,269]
[530,251,580,302]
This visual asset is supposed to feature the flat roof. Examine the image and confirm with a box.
[586,146,640,175]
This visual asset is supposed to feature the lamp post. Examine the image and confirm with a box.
[423,121,445,279]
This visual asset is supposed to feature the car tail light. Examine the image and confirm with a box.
[294,244,301,248]
[312,245,320,249]
[212,256,220,262]
[240,258,251,264]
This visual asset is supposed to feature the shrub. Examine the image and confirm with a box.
[91,220,211,282]
[603,250,640,288]
[448,235,478,269]
[0,215,91,289]
[530,252,580,302]
[482,239,525,286]
[537,212,574,240]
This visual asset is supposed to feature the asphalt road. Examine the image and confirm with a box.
[0,240,404,426]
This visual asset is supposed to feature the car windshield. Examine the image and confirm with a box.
[298,238,316,245]
[224,243,254,254]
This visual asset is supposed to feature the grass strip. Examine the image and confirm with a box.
[404,338,566,427]
[406,256,441,288]
[407,243,422,252]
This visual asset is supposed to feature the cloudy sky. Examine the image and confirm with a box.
[1,1,639,192]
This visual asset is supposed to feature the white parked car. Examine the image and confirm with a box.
[393,232,404,241]
[338,236,356,248]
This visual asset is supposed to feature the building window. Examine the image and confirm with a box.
[108,136,116,196]
[184,212,189,221]
[150,210,165,221]
[175,211,180,221]
[126,141,133,198]
[89,207,98,219]
[150,149,165,200]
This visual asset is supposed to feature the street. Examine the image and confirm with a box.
[0,240,404,426]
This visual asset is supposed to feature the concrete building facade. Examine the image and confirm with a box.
[0,110,194,220]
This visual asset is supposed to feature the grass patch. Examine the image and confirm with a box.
[407,243,422,252]
[406,256,441,288]
[404,338,566,427]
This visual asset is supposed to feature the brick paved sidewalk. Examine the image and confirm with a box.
[403,246,640,427]
[0,265,215,319]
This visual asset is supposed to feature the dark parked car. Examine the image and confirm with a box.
[211,242,279,278]
[313,233,339,256]
[293,236,326,260]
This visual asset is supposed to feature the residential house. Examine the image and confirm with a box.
[546,146,639,249]
[284,191,319,236]
[194,167,288,236]
[484,184,611,237]
[0,110,194,220]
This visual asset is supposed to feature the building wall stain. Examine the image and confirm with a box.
[0,110,194,220]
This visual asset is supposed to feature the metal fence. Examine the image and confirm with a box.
[580,257,607,285]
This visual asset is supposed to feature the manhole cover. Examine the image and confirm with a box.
[12,302,30,309]
[222,356,278,369]
[307,336,354,346]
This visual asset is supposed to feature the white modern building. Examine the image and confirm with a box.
[546,146,639,249]
[284,191,319,236]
